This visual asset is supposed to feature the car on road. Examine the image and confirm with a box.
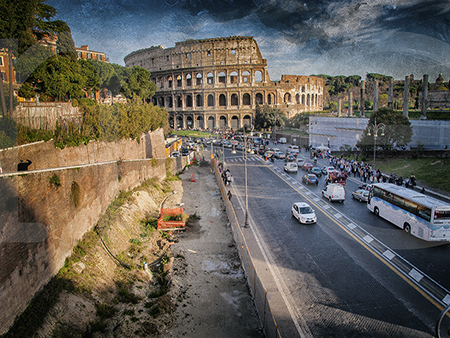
[170,151,181,158]
[322,183,345,202]
[352,189,369,202]
[308,166,322,177]
[288,145,300,153]
[292,202,317,224]
[322,166,337,176]
[284,162,298,173]
[296,158,304,165]
[274,151,285,159]
[181,147,190,156]
[302,174,319,185]
[236,144,244,151]
[285,154,296,162]
[301,162,314,171]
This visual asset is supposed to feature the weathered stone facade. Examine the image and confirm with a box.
[124,36,325,130]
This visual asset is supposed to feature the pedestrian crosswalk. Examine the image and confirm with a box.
[224,156,263,163]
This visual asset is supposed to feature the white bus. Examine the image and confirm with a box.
[367,183,450,241]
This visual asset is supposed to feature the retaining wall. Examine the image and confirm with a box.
[0,129,183,335]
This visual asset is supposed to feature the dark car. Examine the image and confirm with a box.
[308,167,322,177]
[285,154,296,162]
[302,174,319,185]
[181,148,190,156]
[301,162,314,171]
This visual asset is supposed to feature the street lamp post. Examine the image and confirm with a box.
[367,119,386,168]
[244,127,249,227]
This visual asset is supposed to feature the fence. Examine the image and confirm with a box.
[212,155,282,338]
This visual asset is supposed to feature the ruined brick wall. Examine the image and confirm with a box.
[0,129,186,335]
[0,129,165,173]
[12,102,82,131]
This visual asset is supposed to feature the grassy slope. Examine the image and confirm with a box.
[374,157,450,194]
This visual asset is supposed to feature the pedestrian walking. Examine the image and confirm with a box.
[227,190,232,201]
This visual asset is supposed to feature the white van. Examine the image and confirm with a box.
[279,138,287,144]
[322,183,345,202]
[288,145,299,153]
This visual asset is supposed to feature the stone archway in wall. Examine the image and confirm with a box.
[169,116,174,129]
[176,115,183,129]
[243,115,252,129]
[196,116,204,129]
[186,115,194,129]
[255,93,263,105]
[219,116,227,129]
[231,116,239,130]
[207,116,215,130]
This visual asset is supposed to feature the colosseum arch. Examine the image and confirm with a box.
[302,94,305,105]
[196,73,202,85]
[219,94,226,106]
[230,71,238,84]
[207,72,214,85]
[219,115,227,129]
[284,93,291,103]
[267,93,273,104]
[218,71,226,84]
[167,96,173,108]
[186,73,192,86]
[177,96,182,108]
[152,97,157,105]
[295,94,300,104]
[242,71,251,83]
[255,93,263,104]
[255,70,263,83]
[196,94,203,107]
[207,94,214,107]
[186,95,193,107]
[243,114,252,128]
[196,115,204,129]
[176,75,182,87]
[186,115,193,128]
[231,93,239,106]
[243,93,251,105]
[231,115,239,129]
[307,94,311,106]
[207,116,215,129]
[168,76,173,88]
[159,97,165,107]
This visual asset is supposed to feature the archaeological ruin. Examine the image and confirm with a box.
[124,36,325,130]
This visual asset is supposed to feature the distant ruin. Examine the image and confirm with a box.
[124,36,325,130]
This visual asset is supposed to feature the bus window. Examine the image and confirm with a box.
[435,210,450,220]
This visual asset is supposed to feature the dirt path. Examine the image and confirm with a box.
[162,163,263,337]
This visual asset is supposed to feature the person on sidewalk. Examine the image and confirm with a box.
[227,190,232,201]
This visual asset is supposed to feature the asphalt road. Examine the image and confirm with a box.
[217,144,450,338]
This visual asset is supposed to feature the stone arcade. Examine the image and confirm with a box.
[124,36,325,130]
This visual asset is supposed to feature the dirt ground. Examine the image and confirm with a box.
[162,163,262,338]
[4,162,262,338]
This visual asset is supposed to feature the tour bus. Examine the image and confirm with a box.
[367,183,450,241]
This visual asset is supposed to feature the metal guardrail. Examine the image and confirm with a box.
[212,156,282,338]
[436,303,450,338]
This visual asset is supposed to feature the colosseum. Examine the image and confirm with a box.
[124,36,325,130]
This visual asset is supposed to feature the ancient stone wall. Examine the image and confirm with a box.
[0,129,184,335]
[12,102,82,131]
[0,128,165,173]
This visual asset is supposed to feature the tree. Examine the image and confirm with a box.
[26,55,98,101]
[254,103,286,130]
[357,108,412,154]
[121,66,156,102]
[0,0,72,113]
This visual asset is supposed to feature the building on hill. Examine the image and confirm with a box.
[124,36,325,130]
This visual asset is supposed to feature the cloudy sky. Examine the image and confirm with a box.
[46,0,450,81]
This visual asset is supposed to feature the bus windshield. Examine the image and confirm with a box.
[434,210,450,220]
